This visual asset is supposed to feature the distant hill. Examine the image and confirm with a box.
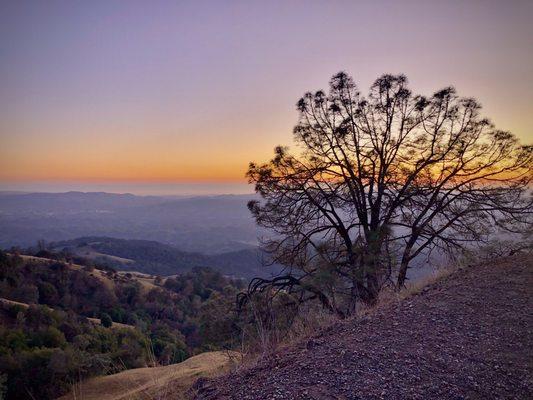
[50,236,281,279]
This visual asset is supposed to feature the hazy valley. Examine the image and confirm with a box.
[0,192,260,254]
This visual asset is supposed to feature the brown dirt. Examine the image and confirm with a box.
[194,255,533,400]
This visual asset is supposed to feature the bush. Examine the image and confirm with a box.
[5,304,25,319]
[100,313,113,328]
[30,326,66,348]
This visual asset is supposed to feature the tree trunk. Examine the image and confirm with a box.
[397,244,413,287]
[363,233,382,304]
[365,269,379,303]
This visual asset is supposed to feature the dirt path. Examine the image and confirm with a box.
[194,255,533,399]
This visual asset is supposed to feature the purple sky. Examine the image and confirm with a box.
[1,0,532,194]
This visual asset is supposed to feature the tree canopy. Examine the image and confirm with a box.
[245,72,531,316]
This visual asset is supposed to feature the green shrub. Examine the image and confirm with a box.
[100,313,113,328]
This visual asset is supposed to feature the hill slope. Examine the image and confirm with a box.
[195,255,533,399]
[59,351,238,400]
[0,251,245,399]
[51,236,281,278]
[51,236,211,275]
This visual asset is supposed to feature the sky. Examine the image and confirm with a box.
[1,0,532,195]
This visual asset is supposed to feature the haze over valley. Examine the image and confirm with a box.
[0,191,259,253]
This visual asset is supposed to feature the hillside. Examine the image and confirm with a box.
[194,255,533,399]
[50,236,281,279]
[59,351,239,400]
[0,251,245,399]
[0,297,135,330]
[50,237,211,275]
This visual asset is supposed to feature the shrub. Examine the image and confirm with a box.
[100,313,113,328]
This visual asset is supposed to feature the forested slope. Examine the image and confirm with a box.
[0,251,243,399]
[49,236,281,278]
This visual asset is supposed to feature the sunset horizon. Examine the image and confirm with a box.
[1,1,532,193]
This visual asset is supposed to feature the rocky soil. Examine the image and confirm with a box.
[194,255,533,399]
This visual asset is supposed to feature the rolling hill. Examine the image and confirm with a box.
[58,351,239,400]
[0,250,245,399]
[49,236,281,279]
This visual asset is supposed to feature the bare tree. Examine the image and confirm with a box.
[244,72,531,315]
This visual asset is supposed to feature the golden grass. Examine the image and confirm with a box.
[77,247,136,264]
[400,266,457,298]
[355,265,459,318]
[85,317,135,330]
[0,297,29,308]
[59,351,239,400]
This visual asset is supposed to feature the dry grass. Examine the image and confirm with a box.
[58,351,239,400]
[233,303,340,374]
[18,254,164,298]
[76,247,136,264]
[85,317,135,330]
[400,266,457,297]
[376,264,458,308]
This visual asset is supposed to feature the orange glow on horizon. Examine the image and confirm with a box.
[0,155,251,183]
[1,2,531,185]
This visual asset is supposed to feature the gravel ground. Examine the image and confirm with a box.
[194,255,533,400]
